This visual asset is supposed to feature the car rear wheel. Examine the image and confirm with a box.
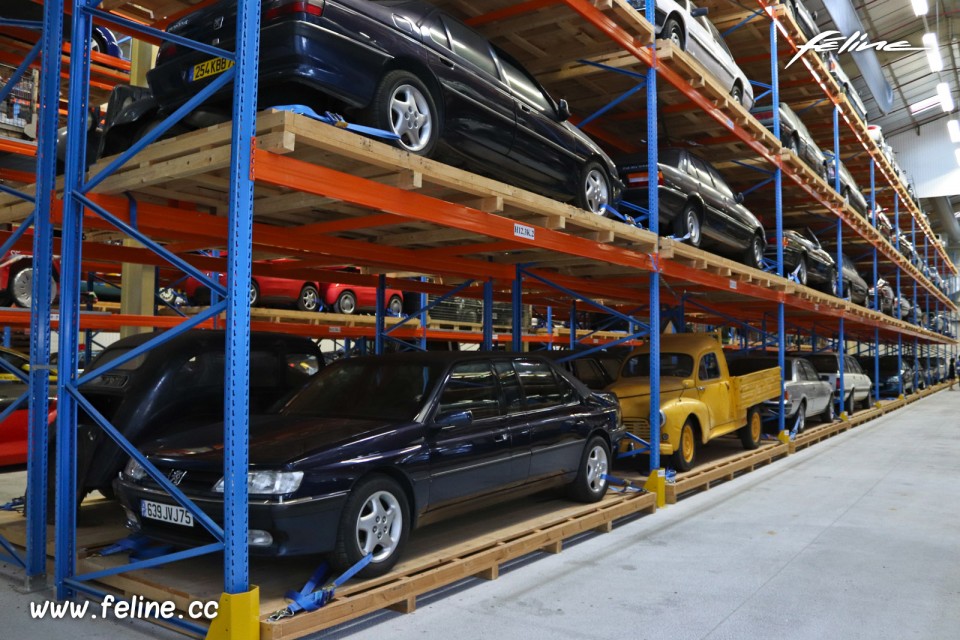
[370,70,439,156]
[786,134,799,154]
[249,280,260,307]
[820,394,836,423]
[335,291,358,315]
[662,17,684,49]
[297,284,320,312]
[743,234,764,269]
[672,418,697,472]
[333,475,409,578]
[845,389,856,415]
[673,203,702,247]
[9,261,58,309]
[577,162,611,215]
[827,269,838,297]
[387,295,403,316]
[567,436,610,502]
[793,402,806,433]
[739,407,763,450]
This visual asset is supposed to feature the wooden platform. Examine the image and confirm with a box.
[663,440,790,504]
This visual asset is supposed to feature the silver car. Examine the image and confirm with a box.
[632,1,755,109]
[729,356,834,432]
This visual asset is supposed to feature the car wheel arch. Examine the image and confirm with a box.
[380,58,445,120]
[663,13,686,47]
[351,467,421,529]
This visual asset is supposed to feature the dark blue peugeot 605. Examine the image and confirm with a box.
[142,0,622,214]
[114,352,624,577]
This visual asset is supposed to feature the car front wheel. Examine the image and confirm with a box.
[297,285,320,312]
[333,475,409,578]
[820,394,835,423]
[335,291,357,315]
[662,18,684,49]
[743,234,765,269]
[387,295,403,316]
[567,436,610,503]
[672,418,698,472]
[370,70,439,156]
[577,162,611,215]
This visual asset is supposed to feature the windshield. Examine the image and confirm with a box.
[805,355,839,374]
[621,353,694,378]
[281,360,444,421]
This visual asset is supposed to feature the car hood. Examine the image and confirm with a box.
[607,376,689,399]
[145,414,412,467]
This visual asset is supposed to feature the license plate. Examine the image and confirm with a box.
[192,57,234,82]
[141,500,194,527]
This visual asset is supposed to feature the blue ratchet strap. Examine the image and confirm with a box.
[0,496,24,511]
[601,474,646,494]
[788,409,803,439]
[94,533,171,560]
[270,553,373,620]
[272,105,400,140]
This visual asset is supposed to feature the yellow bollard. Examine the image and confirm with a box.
[205,586,260,640]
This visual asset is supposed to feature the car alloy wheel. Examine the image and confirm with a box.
[684,207,701,246]
[579,162,610,215]
[297,285,320,312]
[794,403,806,433]
[389,83,433,152]
[796,256,808,286]
[335,291,357,315]
[663,18,684,49]
[821,395,835,423]
[730,83,743,106]
[249,281,260,307]
[388,295,403,316]
[355,489,404,563]
[334,475,409,578]
[10,264,54,309]
[568,436,610,502]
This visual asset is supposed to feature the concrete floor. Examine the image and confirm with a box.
[2,390,959,639]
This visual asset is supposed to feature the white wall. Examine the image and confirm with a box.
[888,120,960,199]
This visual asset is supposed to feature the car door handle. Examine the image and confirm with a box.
[697,386,706,391]
[494,433,509,443]
[439,57,455,69]
[519,103,532,113]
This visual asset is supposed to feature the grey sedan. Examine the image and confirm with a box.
[728,355,834,432]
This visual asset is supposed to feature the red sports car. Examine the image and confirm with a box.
[181,264,403,314]
[0,347,58,467]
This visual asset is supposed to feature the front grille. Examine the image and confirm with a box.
[143,467,222,495]
[624,418,650,440]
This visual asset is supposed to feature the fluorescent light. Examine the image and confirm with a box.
[949,119,960,143]
[912,0,929,16]
[937,82,955,112]
[909,95,941,115]
[955,148,960,166]
[922,33,943,72]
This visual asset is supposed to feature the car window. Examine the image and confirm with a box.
[515,360,565,409]
[805,355,839,373]
[174,351,225,389]
[493,360,523,412]
[497,53,553,113]
[707,164,734,197]
[799,360,818,381]
[622,353,694,378]
[706,20,734,57]
[689,156,715,188]
[570,358,608,389]
[698,353,722,380]
[443,17,498,78]
[437,361,501,420]
[845,357,862,374]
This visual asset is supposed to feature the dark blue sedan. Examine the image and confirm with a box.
[142,0,623,214]
[114,352,624,577]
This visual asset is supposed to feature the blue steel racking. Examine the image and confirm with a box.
[0,1,955,638]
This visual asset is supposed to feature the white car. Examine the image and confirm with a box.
[632,1,755,110]
[792,352,874,414]
[826,53,868,122]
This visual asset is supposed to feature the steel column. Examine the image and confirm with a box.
[771,17,786,435]
[646,0,660,472]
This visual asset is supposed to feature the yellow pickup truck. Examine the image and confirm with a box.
[607,334,781,471]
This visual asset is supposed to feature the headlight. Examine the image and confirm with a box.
[659,410,666,428]
[213,471,304,495]
[123,458,147,481]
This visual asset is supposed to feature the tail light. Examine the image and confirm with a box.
[625,171,663,187]
[156,42,177,65]
[835,378,841,390]
[657,170,664,185]
[264,0,324,20]
[783,389,790,401]
[783,237,789,247]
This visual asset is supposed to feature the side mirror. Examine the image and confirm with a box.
[20,364,31,373]
[435,409,473,427]
[682,378,695,389]
[557,98,571,122]
[691,7,709,18]
[734,192,745,204]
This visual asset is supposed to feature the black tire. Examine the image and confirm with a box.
[826,269,838,297]
[673,203,702,247]
[820,394,836,423]
[662,17,684,49]
[335,291,358,315]
[860,393,872,410]
[796,255,808,286]
[786,134,799,154]
[387,295,403,316]
[249,280,260,307]
[297,284,320,312]
[368,70,440,156]
[793,402,806,433]
[740,407,763,450]
[567,436,610,503]
[332,475,409,578]
[845,389,856,416]
[576,161,611,215]
[671,418,698,472]
[91,31,109,56]
[730,82,743,106]
[743,234,765,269]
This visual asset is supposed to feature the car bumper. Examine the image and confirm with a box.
[148,20,386,112]
[115,478,348,556]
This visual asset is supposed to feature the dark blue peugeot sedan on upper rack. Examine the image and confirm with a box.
[114,352,624,578]
[140,0,623,214]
